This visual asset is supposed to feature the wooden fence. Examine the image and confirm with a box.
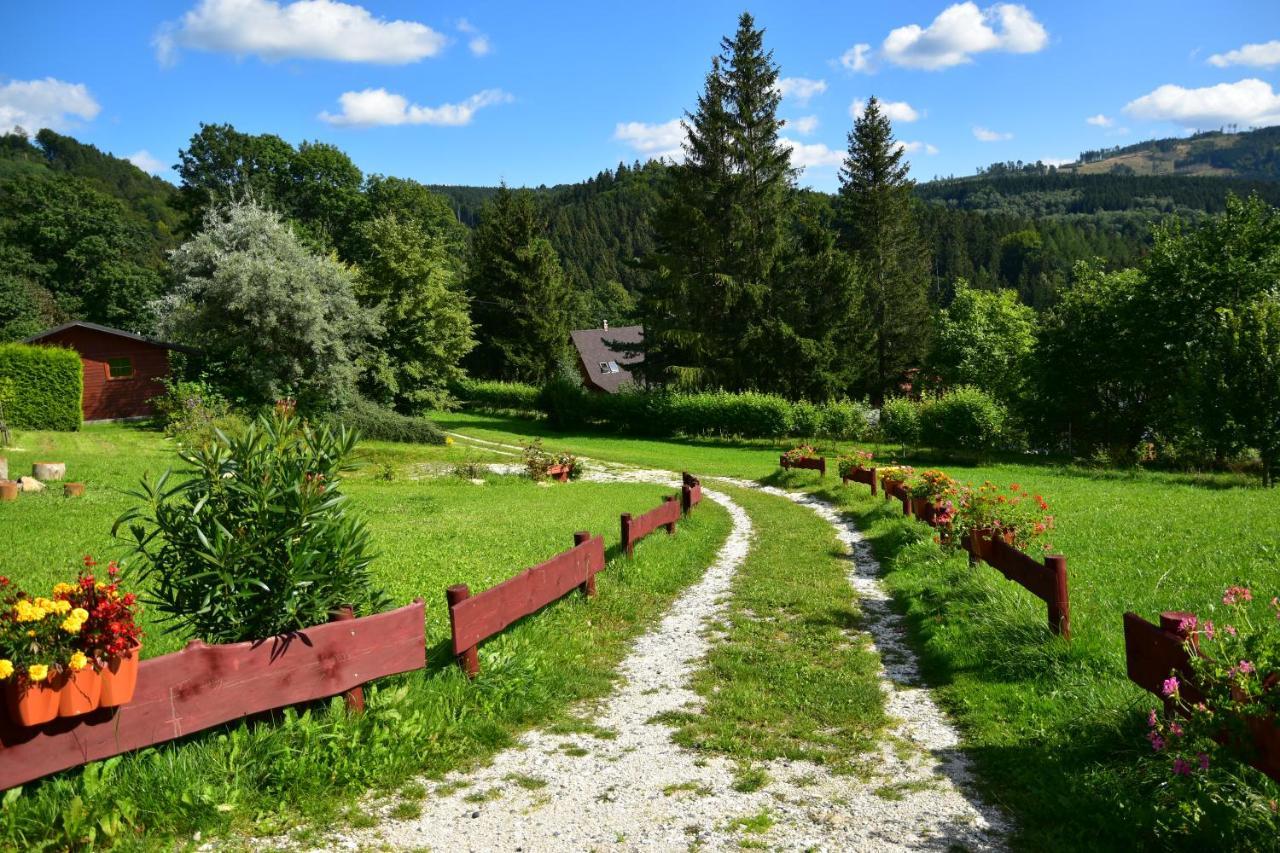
[963,534,1071,639]
[621,495,680,557]
[779,455,826,476]
[681,472,703,514]
[841,465,877,495]
[1123,610,1280,783]
[447,533,607,677]
[0,601,426,791]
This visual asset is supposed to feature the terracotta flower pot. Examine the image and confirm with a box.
[5,678,60,727]
[0,481,17,502]
[545,464,570,483]
[56,667,102,717]
[99,644,141,707]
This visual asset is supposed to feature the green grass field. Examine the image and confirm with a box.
[0,425,734,848]
[445,411,1280,850]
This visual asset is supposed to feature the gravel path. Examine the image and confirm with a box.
[306,438,1007,851]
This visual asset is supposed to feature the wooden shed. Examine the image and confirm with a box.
[24,322,197,423]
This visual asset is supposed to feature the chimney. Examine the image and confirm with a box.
[602,320,608,331]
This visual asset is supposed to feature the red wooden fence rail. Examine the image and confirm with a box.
[1123,610,1280,783]
[681,472,703,515]
[964,535,1071,639]
[0,600,426,791]
[446,532,607,677]
[841,466,877,495]
[779,455,826,476]
[621,495,680,557]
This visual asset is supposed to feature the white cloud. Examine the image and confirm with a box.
[1124,78,1280,128]
[1085,113,1113,127]
[0,77,100,133]
[614,119,685,162]
[777,77,827,105]
[156,0,446,65]
[781,138,844,169]
[127,150,168,176]
[973,125,1013,141]
[1041,157,1074,167]
[850,98,921,123]
[897,140,940,155]
[1208,40,1280,69]
[840,43,873,73]
[457,18,490,57]
[789,115,819,135]
[881,2,1048,70]
[319,88,512,127]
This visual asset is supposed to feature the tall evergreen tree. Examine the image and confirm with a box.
[836,96,931,402]
[464,186,574,382]
[641,12,795,390]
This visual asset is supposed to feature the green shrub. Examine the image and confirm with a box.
[537,376,591,430]
[880,397,921,449]
[0,343,82,431]
[453,378,540,413]
[789,400,821,437]
[115,403,389,644]
[817,399,872,441]
[150,378,245,449]
[920,386,1008,452]
[330,398,446,445]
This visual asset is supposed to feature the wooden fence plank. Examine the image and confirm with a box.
[622,496,680,557]
[446,534,607,672]
[0,600,426,791]
[779,456,826,476]
[841,466,877,495]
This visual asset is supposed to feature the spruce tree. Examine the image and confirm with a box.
[464,186,575,382]
[642,12,795,390]
[836,96,931,402]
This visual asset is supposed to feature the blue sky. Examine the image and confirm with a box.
[2,1,1278,191]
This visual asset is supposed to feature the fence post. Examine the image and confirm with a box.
[1045,555,1070,640]
[621,512,634,558]
[819,458,826,477]
[574,531,596,597]
[682,484,693,515]
[332,605,366,712]
[663,495,678,534]
[445,584,480,678]
[869,467,878,496]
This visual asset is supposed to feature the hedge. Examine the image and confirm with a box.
[533,379,873,440]
[0,343,82,431]
[452,378,540,413]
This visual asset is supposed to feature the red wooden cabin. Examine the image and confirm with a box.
[24,322,197,423]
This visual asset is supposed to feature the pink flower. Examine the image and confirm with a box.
[1178,616,1198,634]
[1169,721,1184,737]
[1148,732,1166,752]
[1223,586,1253,606]
[1198,752,1211,771]
[1202,620,1215,640]
[1173,757,1192,776]
[1147,709,1159,728]
[1225,625,1238,637]
[1238,660,1256,675]
[1162,676,1180,698]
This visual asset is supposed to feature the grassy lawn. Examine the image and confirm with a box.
[662,482,886,775]
[445,411,1280,849]
[0,424,733,849]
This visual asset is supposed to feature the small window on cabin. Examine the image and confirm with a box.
[599,362,610,374]
[608,361,620,373]
[106,357,134,380]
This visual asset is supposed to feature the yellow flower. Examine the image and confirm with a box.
[71,608,89,622]
[0,660,12,680]
[61,615,83,634]
[446,436,454,445]
[52,583,74,596]
[95,582,106,591]
[27,664,48,682]
[33,597,54,611]
[52,599,72,614]
[26,630,35,638]
[68,652,88,672]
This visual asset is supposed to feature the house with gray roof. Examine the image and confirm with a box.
[569,323,643,393]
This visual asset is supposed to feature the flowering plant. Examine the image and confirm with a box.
[836,450,875,480]
[781,444,818,465]
[522,439,582,480]
[57,557,142,666]
[0,577,89,686]
[953,481,1053,552]
[1146,587,1280,781]
[907,469,957,502]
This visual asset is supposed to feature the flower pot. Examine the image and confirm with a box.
[911,498,931,522]
[545,464,570,483]
[0,480,16,502]
[5,679,60,727]
[99,644,141,707]
[56,667,102,717]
